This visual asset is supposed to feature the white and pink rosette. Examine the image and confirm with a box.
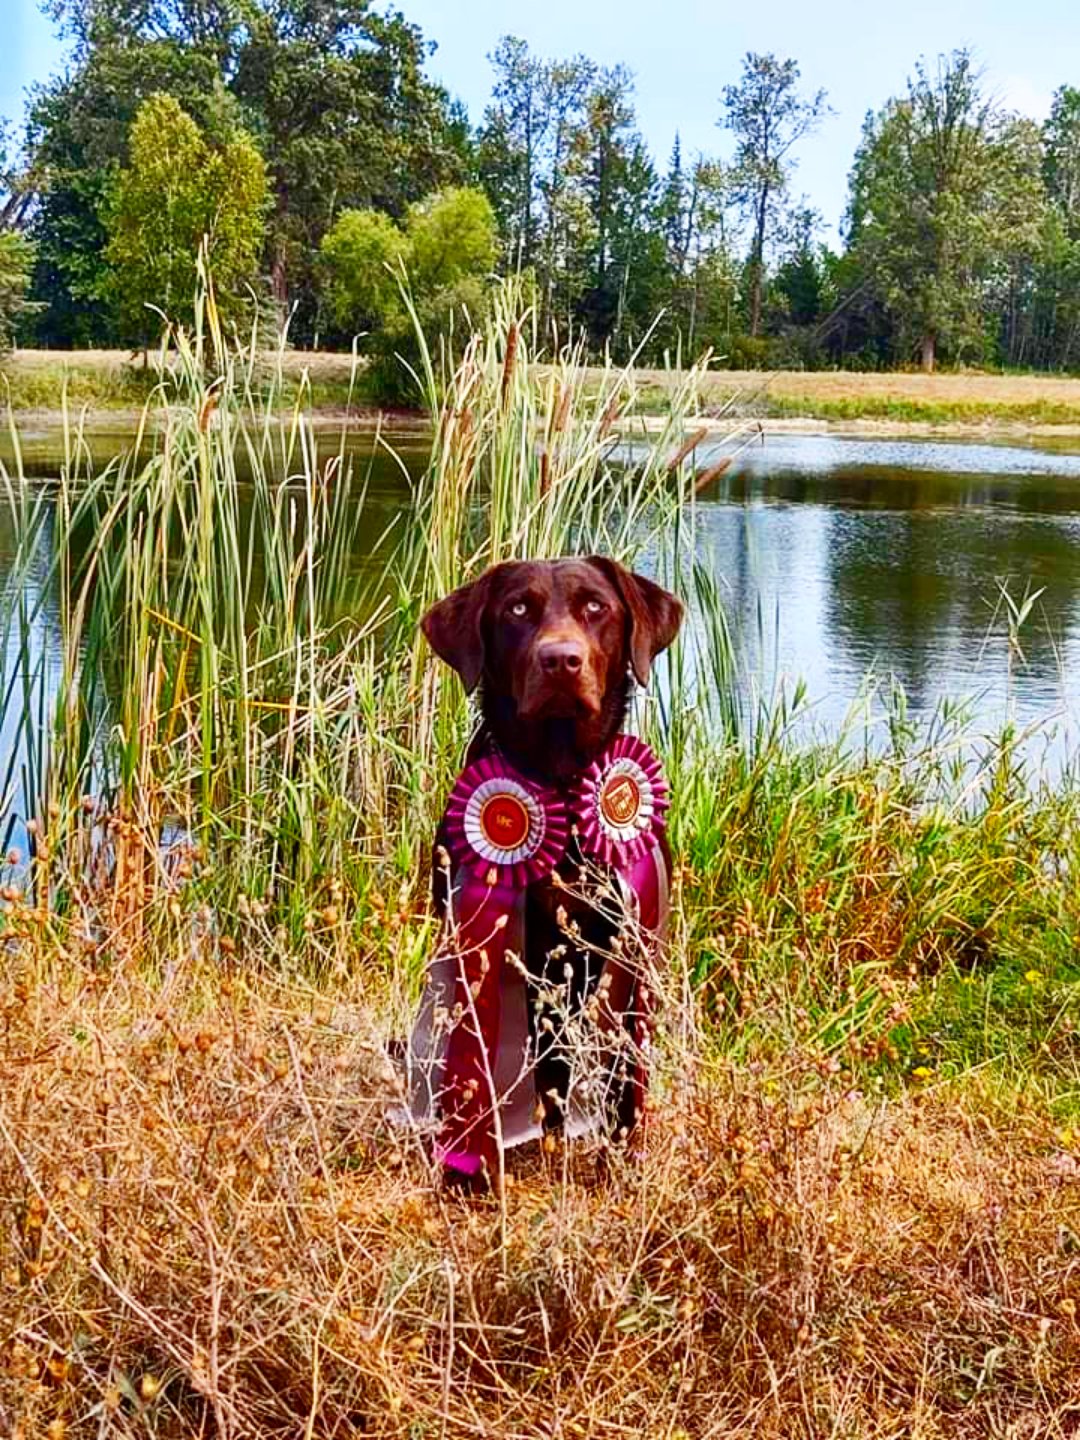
[571,734,668,867]
[445,756,568,889]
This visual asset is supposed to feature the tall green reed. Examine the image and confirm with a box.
[0,274,751,936]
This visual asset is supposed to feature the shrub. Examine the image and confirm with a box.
[0,230,34,349]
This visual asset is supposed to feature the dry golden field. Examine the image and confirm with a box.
[8,348,1080,428]
[628,364,1080,407]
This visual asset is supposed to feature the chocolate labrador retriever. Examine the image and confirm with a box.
[411,557,682,1178]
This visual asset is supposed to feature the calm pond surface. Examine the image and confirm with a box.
[5,425,1080,769]
[688,432,1080,762]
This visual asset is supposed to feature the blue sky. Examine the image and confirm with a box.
[5,0,1080,240]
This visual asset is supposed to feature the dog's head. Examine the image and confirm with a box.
[421,557,683,779]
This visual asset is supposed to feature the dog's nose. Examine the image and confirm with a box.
[538,641,584,676]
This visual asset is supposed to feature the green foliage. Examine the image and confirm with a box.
[0,126,36,348]
[104,94,268,345]
[772,211,829,328]
[1008,88,1080,370]
[476,36,547,267]
[846,51,1044,371]
[0,232,35,349]
[1044,84,1080,224]
[319,209,409,333]
[229,0,467,329]
[24,0,466,344]
[320,186,498,399]
[30,169,118,346]
[678,708,1080,1099]
[407,187,497,291]
[25,30,242,345]
[478,39,690,358]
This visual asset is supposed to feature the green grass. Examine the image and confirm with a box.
[674,714,1080,1122]
[762,392,1080,425]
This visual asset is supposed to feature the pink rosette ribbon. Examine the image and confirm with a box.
[433,756,567,1176]
[571,733,668,867]
[444,755,568,887]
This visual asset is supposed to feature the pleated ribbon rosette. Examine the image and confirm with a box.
[444,755,569,888]
[571,733,669,866]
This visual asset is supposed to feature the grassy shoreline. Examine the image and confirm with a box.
[9,346,1080,436]
[2,304,1080,1436]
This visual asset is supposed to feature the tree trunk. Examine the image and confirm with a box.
[920,332,936,373]
[749,186,769,338]
[749,260,763,338]
[271,245,288,311]
[271,190,290,315]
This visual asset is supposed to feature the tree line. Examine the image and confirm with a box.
[2,0,1080,382]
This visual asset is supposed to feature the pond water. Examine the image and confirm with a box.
[686,432,1080,761]
[4,424,1080,772]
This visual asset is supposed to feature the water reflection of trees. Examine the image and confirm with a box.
[724,462,1080,517]
[822,497,1080,707]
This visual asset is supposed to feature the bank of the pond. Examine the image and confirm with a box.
[613,363,1080,430]
[9,347,1080,437]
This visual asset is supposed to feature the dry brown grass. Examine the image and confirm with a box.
[566,365,1080,429]
[3,881,1078,1440]
[625,367,1080,407]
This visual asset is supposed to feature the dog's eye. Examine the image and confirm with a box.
[583,599,606,617]
[508,601,530,619]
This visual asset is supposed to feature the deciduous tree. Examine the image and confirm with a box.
[0,233,34,349]
[477,37,548,269]
[407,187,498,292]
[319,209,408,334]
[721,53,828,337]
[1044,85,1080,224]
[104,93,268,346]
[847,51,1041,371]
[319,186,497,397]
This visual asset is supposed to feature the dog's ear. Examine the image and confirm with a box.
[586,557,684,685]
[420,569,498,693]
